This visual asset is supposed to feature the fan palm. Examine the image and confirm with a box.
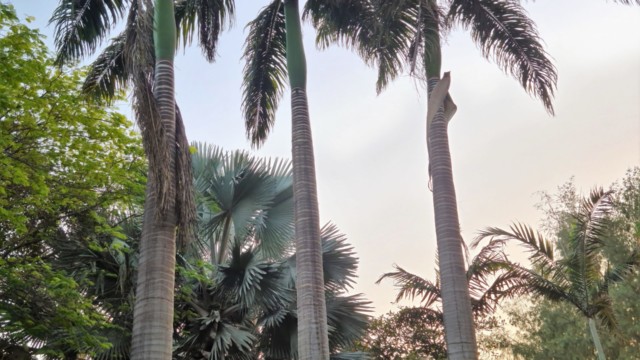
[191,142,294,266]
[255,223,370,360]
[474,188,640,360]
[50,1,234,358]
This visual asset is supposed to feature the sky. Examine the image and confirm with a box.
[12,1,640,316]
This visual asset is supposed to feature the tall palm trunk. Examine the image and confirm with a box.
[425,29,478,359]
[283,0,330,358]
[131,1,177,359]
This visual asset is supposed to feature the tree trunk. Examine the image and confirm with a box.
[131,1,177,359]
[283,0,330,359]
[588,318,606,360]
[426,74,478,359]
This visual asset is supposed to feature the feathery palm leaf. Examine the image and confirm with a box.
[50,0,128,65]
[82,31,128,100]
[612,0,640,4]
[241,0,287,147]
[447,0,557,113]
[376,265,441,307]
[175,0,235,61]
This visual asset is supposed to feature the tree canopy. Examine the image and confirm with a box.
[0,3,145,357]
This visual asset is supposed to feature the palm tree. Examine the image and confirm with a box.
[50,1,234,358]
[191,142,295,266]
[474,189,640,360]
[377,238,531,341]
[179,145,368,359]
[242,1,361,357]
[310,1,557,357]
[174,223,370,360]
[315,1,640,357]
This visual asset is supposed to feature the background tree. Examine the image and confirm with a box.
[356,307,447,360]
[0,4,145,357]
[475,186,640,360]
[487,170,640,359]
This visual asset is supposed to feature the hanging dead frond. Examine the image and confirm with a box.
[175,105,196,248]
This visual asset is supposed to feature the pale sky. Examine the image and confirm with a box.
[14,1,640,315]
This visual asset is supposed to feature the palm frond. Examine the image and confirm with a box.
[376,265,441,307]
[326,294,371,353]
[319,223,360,292]
[83,31,128,101]
[448,0,557,114]
[217,245,291,311]
[241,0,287,147]
[370,0,421,93]
[175,0,235,62]
[253,157,294,260]
[50,0,128,65]
[475,223,555,268]
[471,267,530,316]
[611,0,640,4]
[176,104,197,248]
[303,0,376,58]
[601,249,640,285]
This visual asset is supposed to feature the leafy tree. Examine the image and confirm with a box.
[50,0,239,356]
[488,170,640,359]
[0,3,145,358]
[357,307,447,360]
[475,187,640,360]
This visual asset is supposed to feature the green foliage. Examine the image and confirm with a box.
[0,3,145,357]
[493,168,640,359]
[355,307,447,360]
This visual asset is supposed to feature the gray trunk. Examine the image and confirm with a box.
[426,76,478,359]
[291,87,330,359]
[130,59,177,360]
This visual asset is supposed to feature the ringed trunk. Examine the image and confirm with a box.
[131,1,177,359]
[283,0,330,358]
[425,27,478,358]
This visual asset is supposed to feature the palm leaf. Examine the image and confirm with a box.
[253,157,294,260]
[175,0,236,62]
[448,0,557,114]
[241,0,287,147]
[82,31,128,101]
[376,265,441,307]
[319,223,360,292]
[326,294,371,353]
[611,0,640,4]
[475,223,555,269]
[50,0,128,65]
